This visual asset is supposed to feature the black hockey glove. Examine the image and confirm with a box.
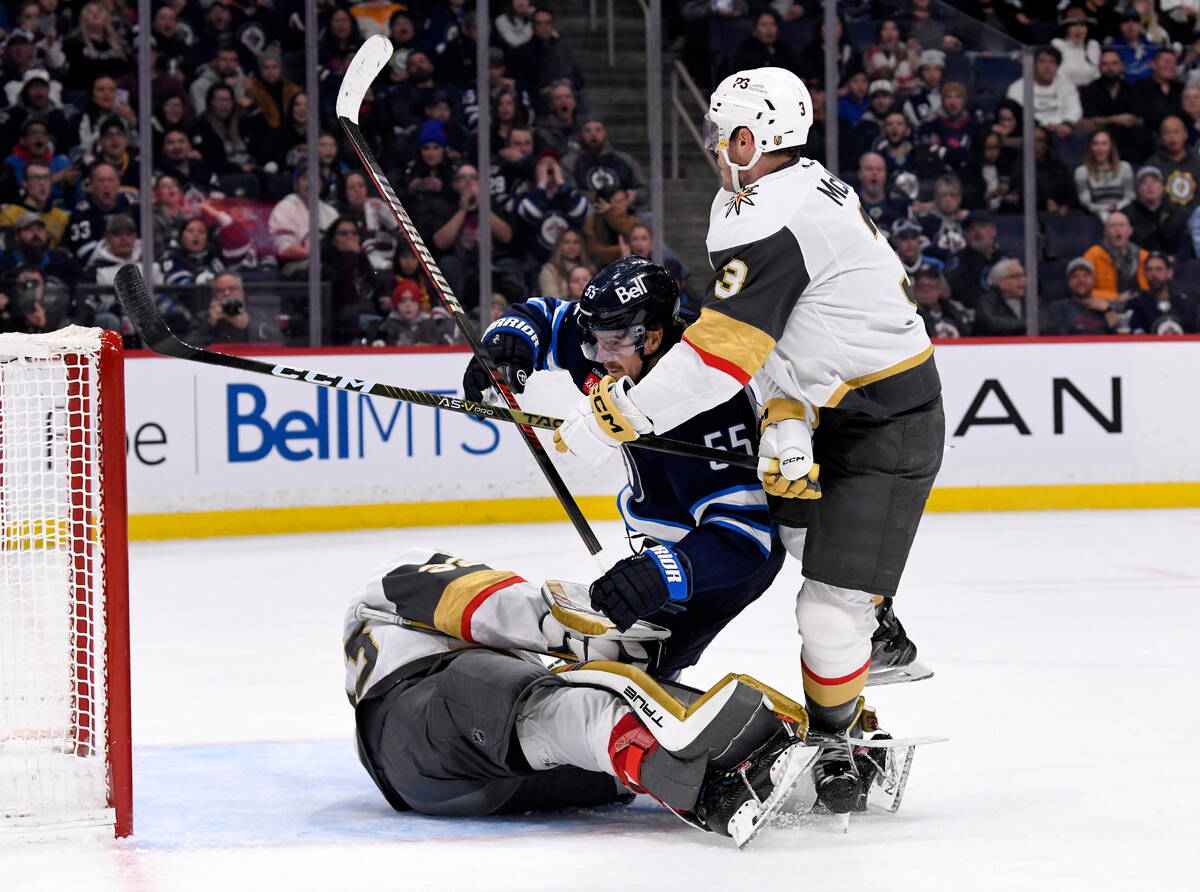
[590,544,692,632]
[462,327,536,402]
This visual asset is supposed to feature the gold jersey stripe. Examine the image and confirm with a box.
[433,569,522,639]
[683,308,778,383]
[823,344,935,410]
[802,663,871,708]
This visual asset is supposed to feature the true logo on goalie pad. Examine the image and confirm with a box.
[623,684,665,727]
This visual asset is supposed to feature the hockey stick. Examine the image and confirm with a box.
[111,264,756,469]
[336,35,608,555]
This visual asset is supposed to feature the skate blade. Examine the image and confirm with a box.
[872,743,917,813]
[729,743,820,849]
[865,660,934,687]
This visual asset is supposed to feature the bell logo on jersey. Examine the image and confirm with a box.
[614,274,649,304]
[724,184,758,217]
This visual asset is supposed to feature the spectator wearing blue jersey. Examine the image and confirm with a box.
[1110,9,1158,83]
[837,71,870,125]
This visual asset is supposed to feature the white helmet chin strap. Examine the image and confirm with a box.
[720,144,763,192]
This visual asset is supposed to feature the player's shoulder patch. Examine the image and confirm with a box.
[707,166,811,252]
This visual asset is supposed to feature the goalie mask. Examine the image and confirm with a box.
[577,257,681,367]
[703,67,813,191]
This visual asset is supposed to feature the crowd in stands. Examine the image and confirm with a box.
[2,1,1197,347]
[0,0,681,347]
[672,0,1200,336]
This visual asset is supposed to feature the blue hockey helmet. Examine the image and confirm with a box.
[577,257,682,362]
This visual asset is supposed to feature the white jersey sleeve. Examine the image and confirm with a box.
[628,158,939,432]
[343,548,555,705]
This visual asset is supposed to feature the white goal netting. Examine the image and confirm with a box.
[0,327,116,836]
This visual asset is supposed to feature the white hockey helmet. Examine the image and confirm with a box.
[703,67,813,190]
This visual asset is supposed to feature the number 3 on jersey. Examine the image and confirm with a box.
[714,259,748,298]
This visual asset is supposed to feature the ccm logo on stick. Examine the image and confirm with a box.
[271,365,375,391]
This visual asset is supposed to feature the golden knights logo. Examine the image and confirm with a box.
[724,183,759,217]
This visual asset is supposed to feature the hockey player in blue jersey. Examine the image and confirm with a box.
[463,257,786,678]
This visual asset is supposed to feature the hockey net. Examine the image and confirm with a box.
[0,326,131,840]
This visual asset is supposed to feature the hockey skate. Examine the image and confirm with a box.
[694,728,818,847]
[806,704,946,816]
[865,598,934,687]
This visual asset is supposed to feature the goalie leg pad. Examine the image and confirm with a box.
[556,661,808,810]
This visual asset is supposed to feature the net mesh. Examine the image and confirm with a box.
[0,327,112,832]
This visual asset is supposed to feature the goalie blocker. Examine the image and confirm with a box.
[345,548,815,845]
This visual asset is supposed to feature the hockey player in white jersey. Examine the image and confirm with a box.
[343,547,828,846]
[553,67,945,814]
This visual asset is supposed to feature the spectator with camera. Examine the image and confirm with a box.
[186,272,251,347]
[516,149,589,262]
[0,265,53,334]
[0,161,69,247]
[1126,252,1198,334]
[1047,257,1123,335]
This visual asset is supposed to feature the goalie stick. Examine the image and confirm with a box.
[111,264,756,470]
[335,35,606,555]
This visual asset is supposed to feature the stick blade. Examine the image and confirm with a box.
[113,263,190,358]
[337,34,393,121]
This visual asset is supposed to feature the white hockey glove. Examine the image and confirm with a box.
[552,374,652,466]
[757,398,821,499]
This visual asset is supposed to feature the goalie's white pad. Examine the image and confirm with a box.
[540,580,670,671]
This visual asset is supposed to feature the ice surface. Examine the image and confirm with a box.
[6,510,1200,891]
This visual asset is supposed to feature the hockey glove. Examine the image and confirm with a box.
[758,399,821,499]
[553,374,652,466]
[462,324,536,402]
[590,544,692,632]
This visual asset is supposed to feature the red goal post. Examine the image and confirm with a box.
[0,326,131,839]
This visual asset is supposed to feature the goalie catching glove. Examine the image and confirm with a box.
[757,398,821,499]
[553,374,652,465]
[462,323,537,402]
[590,543,692,632]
